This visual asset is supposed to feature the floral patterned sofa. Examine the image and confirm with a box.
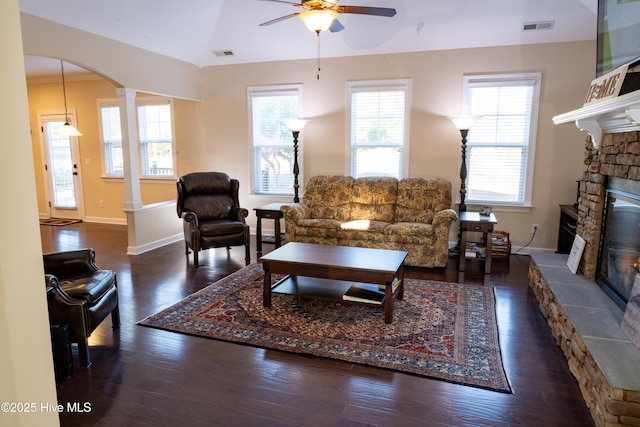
[280,175,458,267]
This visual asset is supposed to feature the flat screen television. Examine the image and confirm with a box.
[597,0,640,77]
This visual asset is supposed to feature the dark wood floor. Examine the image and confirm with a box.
[41,222,594,427]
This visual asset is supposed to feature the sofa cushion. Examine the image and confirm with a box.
[296,218,345,238]
[199,219,246,236]
[338,220,391,242]
[304,175,354,220]
[349,177,398,222]
[385,222,434,237]
[395,177,452,224]
[59,270,115,304]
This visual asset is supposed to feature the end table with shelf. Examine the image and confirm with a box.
[254,203,286,258]
[459,211,498,274]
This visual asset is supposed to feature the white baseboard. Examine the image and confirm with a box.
[84,216,127,225]
[127,233,183,255]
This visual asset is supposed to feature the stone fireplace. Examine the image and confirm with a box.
[577,131,640,305]
[526,92,640,427]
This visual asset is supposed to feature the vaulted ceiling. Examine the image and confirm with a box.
[21,0,598,76]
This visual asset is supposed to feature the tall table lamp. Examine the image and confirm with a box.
[448,116,478,213]
[285,119,309,203]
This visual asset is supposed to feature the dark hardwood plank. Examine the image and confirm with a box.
[41,223,594,426]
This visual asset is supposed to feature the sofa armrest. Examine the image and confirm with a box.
[230,207,249,222]
[45,274,91,339]
[281,204,311,223]
[433,209,459,227]
[45,274,83,304]
[181,211,200,228]
[43,248,100,278]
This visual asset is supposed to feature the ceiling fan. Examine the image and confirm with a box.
[259,0,397,33]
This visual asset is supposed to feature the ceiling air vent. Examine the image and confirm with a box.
[522,20,555,31]
[213,50,234,57]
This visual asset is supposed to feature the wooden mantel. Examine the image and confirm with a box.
[553,89,640,148]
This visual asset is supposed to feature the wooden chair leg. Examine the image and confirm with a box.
[245,244,250,266]
[111,304,121,328]
[78,340,91,367]
[193,250,199,266]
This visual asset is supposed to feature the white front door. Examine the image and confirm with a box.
[40,113,85,220]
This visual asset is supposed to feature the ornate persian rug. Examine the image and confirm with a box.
[138,263,512,393]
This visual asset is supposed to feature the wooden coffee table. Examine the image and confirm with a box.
[260,242,408,324]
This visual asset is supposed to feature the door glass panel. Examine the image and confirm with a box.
[45,121,77,209]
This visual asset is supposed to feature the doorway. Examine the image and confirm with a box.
[39,112,85,220]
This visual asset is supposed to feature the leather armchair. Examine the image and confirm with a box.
[177,172,250,266]
[44,248,120,367]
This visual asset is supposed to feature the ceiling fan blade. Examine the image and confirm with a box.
[337,6,397,17]
[259,13,300,26]
[257,0,302,5]
[329,19,345,33]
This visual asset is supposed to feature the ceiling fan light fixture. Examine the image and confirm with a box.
[299,9,337,33]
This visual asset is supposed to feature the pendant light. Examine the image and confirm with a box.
[56,60,83,137]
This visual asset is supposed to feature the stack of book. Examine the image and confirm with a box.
[491,230,511,258]
[342,279,401,304]
[465,242,486,259]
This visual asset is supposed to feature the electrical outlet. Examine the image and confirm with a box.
[532,223,539,234]
[100,200,104,208]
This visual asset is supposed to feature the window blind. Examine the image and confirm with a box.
[137,102,173,176]
[100,106,123,175]
[249,87,300,195]
[98,98,175,178]
[465,77,538,205]
[349,83,409,179]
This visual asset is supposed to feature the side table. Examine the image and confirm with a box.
[254,203,286,258]
[459,211,498,274]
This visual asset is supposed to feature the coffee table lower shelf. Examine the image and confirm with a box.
[269,275,402,319]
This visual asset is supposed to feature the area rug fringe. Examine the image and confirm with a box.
[138,263,512,393]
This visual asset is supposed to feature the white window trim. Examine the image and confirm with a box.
[97,96,177,180]
[345,79,412,178]
[247,84,304,198]
[461,72,541,210]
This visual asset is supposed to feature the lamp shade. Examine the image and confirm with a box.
[448,116,478,131]
[299,10,337,32]
[53,122,82,136]
[285,119,310,132]
[56,122,83,137]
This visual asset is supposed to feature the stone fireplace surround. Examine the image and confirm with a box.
[528,94,640,426]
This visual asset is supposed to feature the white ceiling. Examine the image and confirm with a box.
[21,0,598,76]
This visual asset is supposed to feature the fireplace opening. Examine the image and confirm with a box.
[597,177,640,310]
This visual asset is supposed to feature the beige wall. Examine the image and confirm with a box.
[26,40,595,252]
[1,1,59,425]
[200,41,595,251]
[26,79,196,223]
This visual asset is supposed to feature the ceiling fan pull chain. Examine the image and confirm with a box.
[316,31,321,80]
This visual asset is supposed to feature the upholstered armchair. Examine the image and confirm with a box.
[176,172,250,266]
[44,248,120,367]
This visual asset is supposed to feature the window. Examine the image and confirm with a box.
[100,105,123,176]
[463,73,541,206]
[137,100,174,177]
[98,97,175,178]
[347,80,411,179]
[248,85,302,196]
